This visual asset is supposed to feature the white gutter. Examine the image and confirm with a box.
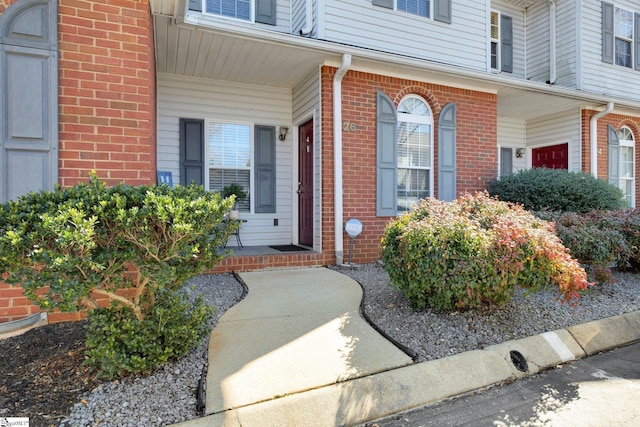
[300,0,313,35]
[333,54,351,266]
[590,102,615,177]
[547,0,557,84]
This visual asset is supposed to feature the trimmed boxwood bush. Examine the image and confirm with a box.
[0,173,237,378]
[380,192,589,312]
[487,168,625,213]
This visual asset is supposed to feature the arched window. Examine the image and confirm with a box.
[396,96,433,212]
[618,126,635,207]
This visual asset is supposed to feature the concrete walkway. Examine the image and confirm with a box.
[172,268,640,427]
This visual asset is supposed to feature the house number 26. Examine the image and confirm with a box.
[343,122,357,132]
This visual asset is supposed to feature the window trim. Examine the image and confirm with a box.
[202,0,254,23]
[603,2,640,70]
[372,0,452,23]
[396,0,431,19]
[396,94,434,213]
[619,126,635,208]
[614,6,634,68]
[205,119,254,212]
[490,10,501,71]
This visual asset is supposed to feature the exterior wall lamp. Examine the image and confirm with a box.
[515,148,525,158]
[279,126,289,141]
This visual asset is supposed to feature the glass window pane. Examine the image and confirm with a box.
[615,8,633,39]
[397,0,428,18]
[397,169,430,212]
[615,38,632,67]
[206,0,249,20]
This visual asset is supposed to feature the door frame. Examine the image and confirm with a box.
[296,117,314,248]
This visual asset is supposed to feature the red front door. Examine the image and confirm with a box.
[532,143,568,169]
[298,120,314,247]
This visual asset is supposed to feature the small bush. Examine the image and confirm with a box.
[0,173,236,377]
[85,290,213,379]
[536,210,630,284]
[487,168,625,213]
[380,192,589,312]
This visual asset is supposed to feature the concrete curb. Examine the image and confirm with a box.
[170,310,640,427]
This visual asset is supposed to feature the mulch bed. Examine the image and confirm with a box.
[0,321,108,427]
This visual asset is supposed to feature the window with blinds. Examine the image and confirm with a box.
[208,122,251,211]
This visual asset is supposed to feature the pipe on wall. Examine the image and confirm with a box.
[547,0,557,84]
[300,0,313,35]
[590,102,615,177]
[333,53,351,266]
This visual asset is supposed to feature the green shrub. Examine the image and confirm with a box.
[0,173,236,377]
[536,211,632,284]
[536,210,631,283]
[85,290,213,379]
[380,192,589,312]
[487,168,625,213]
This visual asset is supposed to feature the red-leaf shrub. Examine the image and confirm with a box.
[380,192,590,311]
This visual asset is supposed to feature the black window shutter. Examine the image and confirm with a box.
[608,125,620,186]
[372,0,393,10]
[602,2,614,64]
[256,0,277,25]
[255,125,276,213]
[180,118,204,186]
[376,92,398,217]
[188,0,202,12]
[501,15,513,73]
[438,103,457,201]
[434,0,452,24]
[635,13,640,70]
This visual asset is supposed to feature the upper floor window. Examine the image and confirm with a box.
[602,2,640,70]
[490,11,513,73]
[199,0,277,26]
[397,0,429,18]
[372,0,451,24]
[615,7,634,67]
[206,0,250,20]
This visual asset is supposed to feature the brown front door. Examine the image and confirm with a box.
[532,143,568,169]
[298,120,314,247]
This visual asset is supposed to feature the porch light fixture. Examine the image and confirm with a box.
[515,148,525,158]
[279,126,289,141]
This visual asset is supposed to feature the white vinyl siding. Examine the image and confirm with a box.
[322,1,487,71]
[187,0,292,33]
[525,1,550,83]
[526,111,581,172]
[292,0,316,36]
[292,69,322,250]
[491,1,524,78]
[497,116,526,174]
[157,73,294,246]
[581,0,640,100]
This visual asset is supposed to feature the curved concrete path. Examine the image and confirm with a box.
[171,268,640,427]
[205,268,413,415]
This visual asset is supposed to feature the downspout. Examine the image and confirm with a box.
[590,102,614,177]
[334,54,352,266]
[300,0,313,35]
[547,0,557,84]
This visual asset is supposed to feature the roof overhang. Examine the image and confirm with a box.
[151,4,640,121]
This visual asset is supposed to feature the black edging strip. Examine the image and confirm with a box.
[355,278,420,362]
[196,271,249,414]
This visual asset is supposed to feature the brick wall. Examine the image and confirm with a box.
[581,110,640,203]
[321,67,498,265]
[0,0,156,323]
[57,0,156,187]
